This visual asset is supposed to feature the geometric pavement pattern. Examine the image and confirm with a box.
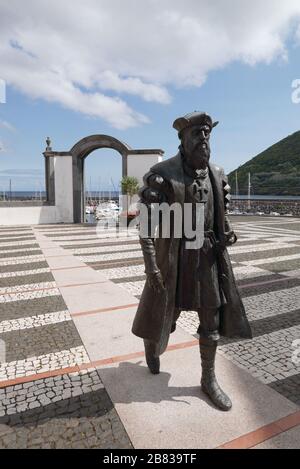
[0,225,131,449]
[0,216,299,447]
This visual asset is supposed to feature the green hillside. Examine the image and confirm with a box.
[228,130,300,196]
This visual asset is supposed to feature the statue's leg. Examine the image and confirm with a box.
[171,308,181,333]
[144,309,181,374]
[197,308,232,411]
[143,339,160,374]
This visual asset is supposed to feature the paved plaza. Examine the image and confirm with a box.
[0,216,299,448]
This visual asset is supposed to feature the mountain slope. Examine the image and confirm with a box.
[228,130,300,195]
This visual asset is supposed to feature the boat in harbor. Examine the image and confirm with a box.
[95,200,121,220]
[85,205,95,214]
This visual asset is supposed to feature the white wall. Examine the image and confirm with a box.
[127,153,162,187]
[53,155,74,222]
[0,156,74,226]
[0,205,62,225]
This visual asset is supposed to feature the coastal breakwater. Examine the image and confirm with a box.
[231,198,300,216]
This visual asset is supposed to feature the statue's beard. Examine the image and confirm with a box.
[186,146,210,170]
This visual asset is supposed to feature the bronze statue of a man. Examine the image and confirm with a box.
[132,112,252,411]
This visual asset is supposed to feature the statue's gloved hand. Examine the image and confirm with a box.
[147,271,166,292]
[224,230,237,246]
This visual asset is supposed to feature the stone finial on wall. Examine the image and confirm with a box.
[46,137,52,151]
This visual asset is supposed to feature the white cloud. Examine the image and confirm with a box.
[0,0,300,128]
[295,23,300,42]
[0,120,15,131]
[0,139,6,152]
[96,71,171,104]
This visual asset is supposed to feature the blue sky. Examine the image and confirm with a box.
[0,1,300,191]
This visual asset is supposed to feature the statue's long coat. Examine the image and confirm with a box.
[132,153,252,355]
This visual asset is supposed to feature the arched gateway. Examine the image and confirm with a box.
[70,135,132,224]
[44,134,163,223]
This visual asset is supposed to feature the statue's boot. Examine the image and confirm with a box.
[200,339,232,411]
[144,339,160,374]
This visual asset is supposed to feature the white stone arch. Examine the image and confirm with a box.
[44,134,163,223]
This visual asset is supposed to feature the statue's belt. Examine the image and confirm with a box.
[204,230,217,240]
[203,230,218,253]
[182,230,219,253]
[204,230,227,249]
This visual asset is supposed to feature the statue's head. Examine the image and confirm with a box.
[173,112,218,170]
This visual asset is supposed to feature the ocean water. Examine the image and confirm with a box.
[2,191,300,200]
[2,191,120,199]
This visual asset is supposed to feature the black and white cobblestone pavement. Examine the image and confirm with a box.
[40,216,300,406]
[0,217,299,448]
[0,226,132,449]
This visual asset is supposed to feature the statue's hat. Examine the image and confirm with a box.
[173,111,219,137]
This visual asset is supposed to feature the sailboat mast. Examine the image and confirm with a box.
[235,171,239,197]
[248,172,251,211]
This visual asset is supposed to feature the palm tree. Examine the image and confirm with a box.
[120,176,139,223]
[121,176,139,207]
